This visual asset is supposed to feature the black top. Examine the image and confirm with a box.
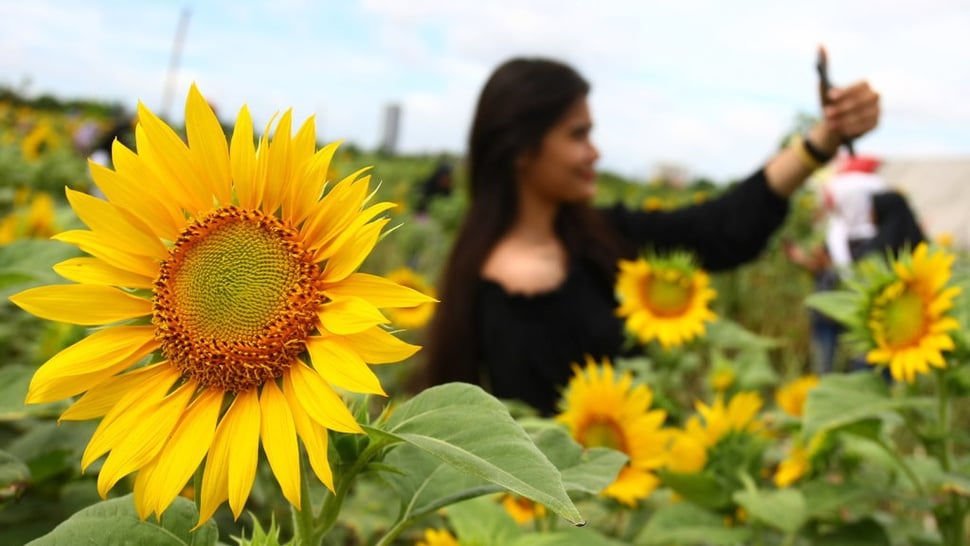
[476,169,789,415]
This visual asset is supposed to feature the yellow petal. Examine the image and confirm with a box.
[226,389,260,519]
[136,101,212,217]
[320,218,388,281]
[90,149,184,241]
[282,374,334,491]
[287,140,340,226]
[315,202,396,261]
[28,325,158,403]
[340,326,421,364]
[10,284,152,326]
[65,188,169,260]
[137,388,222,519]
[198,402,234,526]
[318,295,389,335]
[285,361,362,434]
[230,105,258,210]
[53,257,154,289]
[280,117,319,223]
[306,336,385,395]
[186,84,232,206]
[261,110,293,216]
[53,230,160,279]
[325,272,438,308]
[97,382,195,497]
[301,173,370,252]
[60,361,170,421]
[259,381,301,507]
[82,363,180,471]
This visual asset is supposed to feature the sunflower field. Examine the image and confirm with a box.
[2,86,969,546]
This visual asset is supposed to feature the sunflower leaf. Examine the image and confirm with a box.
[804,290,860,327]
[25,493,218,546]
[733,487,808,534]
[802,373,934,439]
[635,501,752,545]
[369,383,583,525]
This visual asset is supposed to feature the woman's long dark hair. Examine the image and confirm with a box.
[415,58,627,390]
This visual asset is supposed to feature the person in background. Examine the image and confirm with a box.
[414,160,455,216]
[417,54,881,415]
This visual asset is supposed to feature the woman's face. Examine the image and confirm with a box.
[517,97,600,204]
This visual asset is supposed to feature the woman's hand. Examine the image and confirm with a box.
[823,81,881,143]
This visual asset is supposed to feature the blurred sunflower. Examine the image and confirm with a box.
[21,119,61,161]
[384,267,438,329]
[9,85,434,524]
[775,375,819,418]
[773,433,829,488]
[500,493,547,524]
[557,356,669,506]
[858,243,961,382]
[415,529,459,546]
[0,189,59,244]
[615,252,717,349]
[665,391,764,473]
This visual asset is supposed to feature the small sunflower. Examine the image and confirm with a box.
[383,267,438,329]
[615,252,717,348]
[415,528,459,546]
[0,190,59,244]
[773,433,828,488]
[556,356,669,506]
[860,243,961,383]
[500,493,547,524]
[9,85,434,524]
[665,391,764,475]
[775,375,819,418]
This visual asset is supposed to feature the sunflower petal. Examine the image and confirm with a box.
[65,188,169,259]
[282,375,334,491]
[259,381,301,507]
[53,230,160,279]
[97,382,195,497]
[226,389,260,519]
[340,326,421,364]
[10,284,152,326]
[321,218,388,281]
[261,110,293,216]
[325,272,438,308]
[60,361,169,421]
[186,84,232,206]
[53,257,154,289]
[306,336,385,395]
[318,295,388,335]
[230,105,258,209]
[138,388,222,520]
[285,361,362,434]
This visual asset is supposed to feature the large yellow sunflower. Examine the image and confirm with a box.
[9,85,434,524]
[383,267,438,329]
[615,253,717,348]
[556,356,669,506]
[863,243,961,383]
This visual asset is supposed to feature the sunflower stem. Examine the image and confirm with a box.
[313,440,385,540]
[934,369,966,546]
[293,453,317,546]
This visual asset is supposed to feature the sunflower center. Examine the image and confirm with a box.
[153,206,323,392]
[578,418,627,452]
[877,285,927,348]
[643,271,692,317]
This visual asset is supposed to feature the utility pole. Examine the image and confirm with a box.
[160,7,192,120]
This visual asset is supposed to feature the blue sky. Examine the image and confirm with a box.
[2,0,968,180]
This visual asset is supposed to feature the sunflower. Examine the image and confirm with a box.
[773,433,828,488]
[775,375,819,418]
[861,243,961,383]
[500,493,547,524]
[665,391,764,474]
[383,267,438,329]
[9,85,434,524]
[556,356,669,506]
[415,529,459,546]
[0,190,59,244]
[615,252,717,348]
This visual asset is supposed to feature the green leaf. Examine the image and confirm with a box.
[804,290,860,325]
[511,526,628,546]
[0,364,69,421]
[446,496,523,546]
[0,239,80,300]
[810,518,891,546]
[705,318,780,350]
[0,449,30,502]
[733,487,807,534]
[801,480,882,519]
[802,373,934,438]
[374,383,583,525]
[657,470,733,511]
[634,501,752,545]
[528,425,627,495]
[26,493,218,546]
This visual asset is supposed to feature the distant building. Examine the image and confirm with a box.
[379,102,401,155]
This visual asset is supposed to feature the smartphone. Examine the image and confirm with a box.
[816,46,855,156]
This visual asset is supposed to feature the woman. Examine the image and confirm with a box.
[419,56,880,415]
